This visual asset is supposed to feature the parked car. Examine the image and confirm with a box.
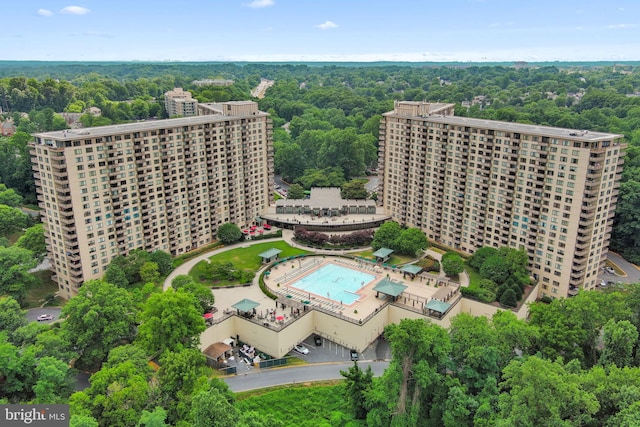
[350,349,359,361]
[603,267,615,274]
[314,335,322,346]
[37,314,54,321]
[294,344,309,355]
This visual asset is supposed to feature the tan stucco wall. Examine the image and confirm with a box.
[200,284,540,359]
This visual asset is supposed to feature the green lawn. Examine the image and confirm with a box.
[190,241,311,286]
[429,246,447,255]
[24,270,63,309]
[464,260,482,288]
[351,249,415,266]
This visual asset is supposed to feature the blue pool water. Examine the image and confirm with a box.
[289,263,376,305]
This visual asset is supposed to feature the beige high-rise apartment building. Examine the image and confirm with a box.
[31,101,273,299]
[164,87,198,117]
[379,101,625,298]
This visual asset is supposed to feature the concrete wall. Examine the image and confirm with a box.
[200,284,540,358]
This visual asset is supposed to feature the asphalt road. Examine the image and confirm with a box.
[26,307,62,323]
[223,360,389,392]
[274,175,290,191]
[605,252,640,284]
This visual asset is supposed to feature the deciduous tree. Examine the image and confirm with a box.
[61,280,138,370]
[15,223,46,261]
[0,204,28,237]
[598,319,638,368]
[0,296,27,341]
[216,223,243,244]
[0,246,37,304]
[397,228,428,257]
[137,289,205,356]
[341,179,368,200]
[497,357,599,426]
[286,183,305,200]
[340,361,373,419]
[33,356,74,403]
[441,252,465,277]
[371,221,401,251]
[149,250,173,276]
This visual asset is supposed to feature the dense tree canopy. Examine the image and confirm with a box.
[137,289,206,356]
[61,280,138,370]
[0,246,37,303]
[2,60,640,425]
[371,221,428,256]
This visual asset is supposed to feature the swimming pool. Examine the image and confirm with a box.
[288,262,376,305]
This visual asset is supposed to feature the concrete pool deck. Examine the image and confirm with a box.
[164,228,465,327]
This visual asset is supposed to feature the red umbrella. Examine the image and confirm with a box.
[203,313,214,319]
[243,229,249,234]
[276,315,284,321]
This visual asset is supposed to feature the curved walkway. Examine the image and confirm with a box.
[164,236,283,291]
[164,230,468,293]
[164,229,372,291]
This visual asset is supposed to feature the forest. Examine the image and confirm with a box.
[1,61,640,425]
[2,278,640,426]
[1,61,639,260]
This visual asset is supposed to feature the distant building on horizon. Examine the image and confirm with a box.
[31,101,273,299]
[379,101,625,299]
[193,79,234,87]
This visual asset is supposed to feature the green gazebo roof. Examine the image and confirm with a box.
[401,264,423,274]
[425,299,451,313]
[372,278,407,297]
[372,247,394,258]
[258,248,282,259]
[232,298,260,313]
[373,248,393,258]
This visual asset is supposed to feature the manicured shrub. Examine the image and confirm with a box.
[500,288,518,308]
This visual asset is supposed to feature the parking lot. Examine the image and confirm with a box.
[286,334,390,363]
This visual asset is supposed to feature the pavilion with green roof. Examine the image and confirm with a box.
[258,248,282,264]
[400,264,423,279]
[372,247,394,263]
[372,278,407,302]
[424,299,452,319]
[232,298,260,317]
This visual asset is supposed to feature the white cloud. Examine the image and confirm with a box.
[607,23,637,29]
[60,6,90,15]
[37,9,53,16]
[316,21,338,30]
[246,0,274,8]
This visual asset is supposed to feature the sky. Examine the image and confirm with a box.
[5,0,640,62]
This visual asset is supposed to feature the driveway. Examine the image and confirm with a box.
[604,252,640,285]
[26,307,62,323]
